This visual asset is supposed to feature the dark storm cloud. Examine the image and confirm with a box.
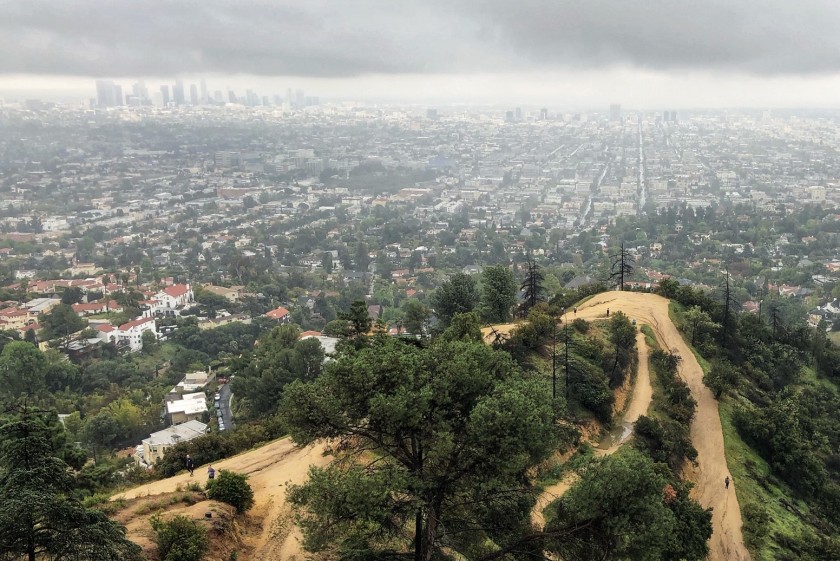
[1,0,839,77]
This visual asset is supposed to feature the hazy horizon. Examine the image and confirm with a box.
[5,1,840,109]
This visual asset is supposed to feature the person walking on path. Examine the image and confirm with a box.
[573,307,577,316]
[606,308,610,317]
[725,476,731,490]
[207,465,216,480]
[186,454,195,477]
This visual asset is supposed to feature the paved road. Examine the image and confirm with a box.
[216,381,235,431]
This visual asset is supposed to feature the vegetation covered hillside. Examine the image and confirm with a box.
[664,279,840,561]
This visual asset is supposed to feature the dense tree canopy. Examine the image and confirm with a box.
[281,335,560,560]
[0,412,142,561]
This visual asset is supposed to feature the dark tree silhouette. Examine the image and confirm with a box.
[719,270,739,346]
[520,256,545,313]
[609,242,634,291]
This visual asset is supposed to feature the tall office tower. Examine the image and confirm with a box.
[505,110,515,123]
[214,90,224,103]
[95,79,117,107]
[173,79,185,105]
[200,79,208,103]
[515,107,522,120]
[540,108,549,120]
[228,90,237,103]
[132,81,148,102]
[113,85,123,106]
[610,103,621,121]
[286,88,293,108]
[190,84,199,105]
[426,108,439,120]
[160,85,170,106]
[296,89,305,108]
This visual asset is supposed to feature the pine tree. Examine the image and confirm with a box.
[0,410,141,561]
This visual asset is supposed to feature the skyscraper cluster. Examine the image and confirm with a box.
[94,78,318,109]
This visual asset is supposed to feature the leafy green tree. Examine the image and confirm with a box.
[338,300,372,337]
[281,336,558,560]
[60,287,84,305]
[0,341,48,401]
[480,264,517,324]
[703,359,739,399]
[402,299,430,336]
[430,272,480,328]
[39,304,86,341]
[604,312,637,388]
[141,330,159,354]
[545,449,711,561]
[82,413,121,460]
[0,412,142,561]
[682,306,718,348]
[205,470,255,513]
[150,514,208,561]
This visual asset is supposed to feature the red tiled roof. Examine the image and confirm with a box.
[265,306,289,319]
[119,317,155,331]
[163,284,189,298]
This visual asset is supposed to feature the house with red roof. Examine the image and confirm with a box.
[144,284,194,317]
[264,306,290,323]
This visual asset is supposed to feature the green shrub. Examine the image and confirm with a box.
[205,470,254,513]
[150,514,209,561]
[741,502,770,551]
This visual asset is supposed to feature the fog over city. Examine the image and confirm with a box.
[4,0,840,106]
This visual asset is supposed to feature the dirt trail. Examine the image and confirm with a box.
[114,438,329,560]
[530,329,651,529]
[570,291,750,561]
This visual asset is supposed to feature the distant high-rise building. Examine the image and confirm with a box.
[200,79,208,103]
[610,104,621,121]
[245,89,260,106]
[160,85,170,106]
[95,79,118,108]
[515,107,522,120]
[540,108,549,120]
[173,79,185,105]
[286,88,293,108]
[190,84,199,105]
[228,90,237,103]
[132,81,148,102]
[426,108,439,120]
[505,111,515,123]
[113,85,123,106]
[296,89,305,108]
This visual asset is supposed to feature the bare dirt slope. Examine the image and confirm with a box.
[114,438,328,560]
[569,291,750,561]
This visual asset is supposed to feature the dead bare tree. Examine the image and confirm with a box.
[609,242,634,291]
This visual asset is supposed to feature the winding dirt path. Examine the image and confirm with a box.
[530,329,651,529]
[114,438,329,560]
[567,291,749,561]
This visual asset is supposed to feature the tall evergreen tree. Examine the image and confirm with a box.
[0,411,141,561]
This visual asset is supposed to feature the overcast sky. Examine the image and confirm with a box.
[3,0,840,108]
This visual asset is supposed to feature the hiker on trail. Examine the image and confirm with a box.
[573,307,577,315]
[186,454,195,477]
[207,465,216,480]
[725,476,730,489]
[606,308,610,317]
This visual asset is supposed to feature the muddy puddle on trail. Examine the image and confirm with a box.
[597,422,634,451]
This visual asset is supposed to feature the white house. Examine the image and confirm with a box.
[136,420,208,466]
[96,317,157,352]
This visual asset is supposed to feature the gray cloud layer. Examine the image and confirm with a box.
[2,0,839,77]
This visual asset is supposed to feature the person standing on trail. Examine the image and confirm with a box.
[725,476,731,489]
[606,308,610,317]
[207,465,215,480]
[186,454,195,477]
[573,307,577,315]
